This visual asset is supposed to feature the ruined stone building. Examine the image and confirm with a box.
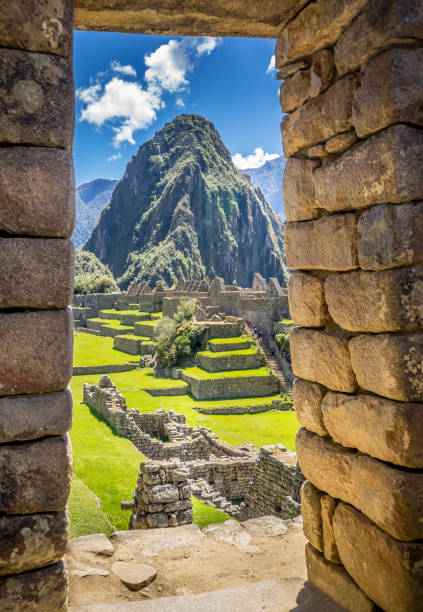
[0,1,422,611]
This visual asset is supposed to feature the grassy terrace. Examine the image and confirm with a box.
[114,333,150,342]
[183,366,271,379]
[197,348,258,358]
[208,336,251,345]
[73,334,138,366]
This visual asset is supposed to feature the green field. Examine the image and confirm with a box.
[183,366,272,380]
[197,348,258,358]
[73,333,138,366]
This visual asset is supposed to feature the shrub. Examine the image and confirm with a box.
[74,250,119,294]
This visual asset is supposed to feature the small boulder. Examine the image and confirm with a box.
[242,515,289,537]
[69,534,114,557]
[111,562,157,591]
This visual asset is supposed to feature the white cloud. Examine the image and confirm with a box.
[77,77,163,146]
[107,152,122,162]
[266,54,276,74]
[110,60,137,77]
[77,37,221,147]
[145,39,191,93]
[195,37,222,56]
[232,147,279,170]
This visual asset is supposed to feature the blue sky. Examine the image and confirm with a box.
[73,32,282,186]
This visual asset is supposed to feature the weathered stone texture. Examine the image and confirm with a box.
[282,158,319,222]
[280,49,334,113]
[0,434,72,514]
[0,510,68,576]
[357,202,423,270]
[313,126,423,213]
[285,214,358,271]
[352,48,423,138]
[322,392,423,469]
[75,0,310,38]
[0,389,72,444]
[325,268,423,333]
[293,378,328,436]
[0,48,74,148]
[275,0,368,66]
[0,309,73,396]
[282,75,358,157]
[321,495,340,564]
[305,544,377,612]
[335,0,423,76]
[301,481,323,552]
[290,328,356,393]
[0,239,74,309]
[349,334,423,402]
[297,427,423,541]
[0,561,68,611]
[333,503,423,612]
[0,1,73,57]
[0,147,75,238]
[325,130,356,155]
[289,272,328,328]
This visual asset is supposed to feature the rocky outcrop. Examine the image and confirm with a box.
[85,114,287,288]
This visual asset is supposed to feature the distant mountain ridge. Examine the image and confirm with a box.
[73,178,118,248]
[241,156,286,218]
[84,114,287,288]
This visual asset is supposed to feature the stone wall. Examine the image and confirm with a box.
[73,293,121,310]
[188,457,255,500]
[129,460,193,529]
[181,372,279,400]
[277,0,423,609]
[239,445,304,521]
[0,2,75,606]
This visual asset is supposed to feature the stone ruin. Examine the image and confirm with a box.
[85,376,303,527]
[1,1,422,610]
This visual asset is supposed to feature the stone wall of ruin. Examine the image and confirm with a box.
[0,2,75,607]
[239,445,304,521]
[278,1,423,609]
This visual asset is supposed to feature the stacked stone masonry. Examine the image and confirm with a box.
[0,1,74,607]
[280,0,423,609]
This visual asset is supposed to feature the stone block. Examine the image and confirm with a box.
[288,272,328,327]
[325,130,356,155]
[282,158,319,222]
[296,427,423,541]
[293,378,328,436]
[349,333,423,402]
[352,48,423,138]
[301,481,324,551]
[322,392,423,468]
[278,60,309,79]
[305,544,377,612]
[0,389,72,444]
[0,1,73,57]
[313,126,423,213]
[357,202,423,270]
[282,75,358,157]
[0,48,73,148]
[285,214,358,271]
[0,510,68,576]
[0,239,74,309]
[0,309,73,396]
[275,0,368,66]
[0,147,75,238]
[146,512,169,528]
[335,0,423,76]
[0,561,68,611]
[291,328,356,393]
[321,495,340,564]
[148,484,179,504]
[280,68,311,113]
[0,434,72,514]
[333,503,423,612]
[325,268,423,333]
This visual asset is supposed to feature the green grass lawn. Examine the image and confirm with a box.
[208,336,251,345]
[73,333,139,366]
[68,475,115,538]
[183,366,272,380]
[197,348,258,358]
[192,498,231,529]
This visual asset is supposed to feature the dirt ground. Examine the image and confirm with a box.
[67,517,307,607]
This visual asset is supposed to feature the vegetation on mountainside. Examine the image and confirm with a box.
[155,299,208,367]
[85,114,287,288]
[74,250,119,294]
[73,179,118,248]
